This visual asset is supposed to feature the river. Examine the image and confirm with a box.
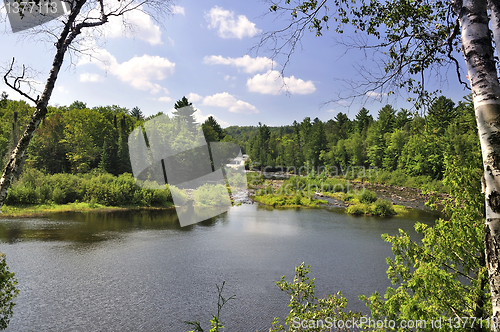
[0,205,439,331]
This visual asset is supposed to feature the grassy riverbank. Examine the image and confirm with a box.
[0,202,175,218]
[0,169,179,217]
[1,169,419,218]
[251,194,327,208]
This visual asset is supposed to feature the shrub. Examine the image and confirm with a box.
[370,199,396,216]
[193,184,230,206]
[4,170,175,207]
[346,204,367,215]
[149,187,172,207]
[51,187,66,204]
[269,263,361,332]
[0,254,19,330]
[359,189,378,204]
[343,191,357,202]
[48,173,84,204]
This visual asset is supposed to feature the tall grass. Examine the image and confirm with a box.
[5,168,173,207]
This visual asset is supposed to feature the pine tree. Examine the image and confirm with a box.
[173,96,197,131]
[130,106,144,121]
[427,96,457,134]
[354,108,372,134]
[202,116,225,141]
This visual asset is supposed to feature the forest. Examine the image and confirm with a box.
[0,92,479,196]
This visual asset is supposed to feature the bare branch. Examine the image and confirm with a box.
[256,0,462,109]
[3,58,38,104]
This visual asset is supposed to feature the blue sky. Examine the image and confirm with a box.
[0,0,471,127]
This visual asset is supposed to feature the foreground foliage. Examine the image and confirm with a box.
[360,141,489,330]
[269,263,361,332]
[0,254,18,330]
[185,281,235,332]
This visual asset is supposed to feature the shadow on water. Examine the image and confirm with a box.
[0,209,223,244]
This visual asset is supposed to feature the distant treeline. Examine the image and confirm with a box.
[0,94,229,178]
[225,95,480,182]
[0,92,479,186]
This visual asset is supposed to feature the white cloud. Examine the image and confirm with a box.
[246,70,316,95]
[187,93,203,102]
[203,55,274,73]
[172,5,185,15]
[116,55,174,93]
[193,110,230,127]
[77,47,116,69]
[101,6,162,45]
[56,86,70,94]
[79,73,105,83]
[224,75,236,81]
[206,6,261,39]
[158,96,172,103]
[365,91,387,99]
[203,92,258,114]
[79,50,175,94]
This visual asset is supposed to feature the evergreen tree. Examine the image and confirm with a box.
[99,129,119,175]
[354,107,372,134]
[309,118,326,166]
[427,96,457,134]
[130,106,144,121]
[202,116,225,141]
[377,105,396,135]
[334,112,350,140]
[173,96,197,131]
[0,92,8,109]
[394,109,413,130]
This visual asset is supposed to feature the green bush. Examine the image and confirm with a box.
[149,187,172,207]
[370,199,396,216]
[51,187,66,204]
[343,191,357,202]
[346,204,367,215]
[48,173,84,204]
[359,190,378,204]
[269,263,361,331]
[0,254,19,330]
[193,184,230,206]
[5,170,173,207]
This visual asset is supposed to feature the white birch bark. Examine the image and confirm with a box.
[490,0,500,54]
[460,0,500,327]
[0,0,88,211]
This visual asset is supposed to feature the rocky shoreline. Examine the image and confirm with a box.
[248,179,447,211]
[351,181,449,211]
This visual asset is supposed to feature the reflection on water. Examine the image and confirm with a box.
[0,209,228,244]
[0,205,440,332]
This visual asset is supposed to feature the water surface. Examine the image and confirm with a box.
[0,205,439,331]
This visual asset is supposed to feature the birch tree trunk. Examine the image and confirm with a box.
[0,1,89,212]
[0,0,171,212]
[460,0,500,328]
